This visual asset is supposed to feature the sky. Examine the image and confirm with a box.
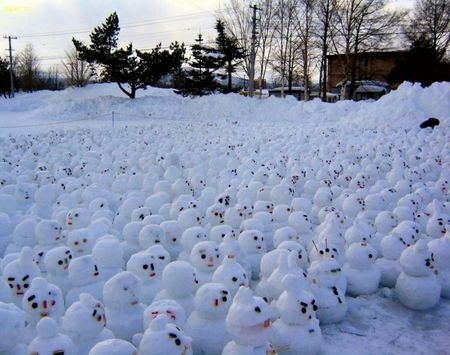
[0,0,416,71]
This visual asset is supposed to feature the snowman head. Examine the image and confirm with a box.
[66,208,90,230]
[44,246,73,276]
[400,239,437,277]
[92,237,124,269]
[224,206,246,228]
[346,242,377,270]
[35,219,64,246]
[68,227,94,255]
[3,246,41,298]
[212,255,248,296]
[103,271,141,310]
[122,221,145,244]
[206,203,226,226]
[139,224,166,249]
[63,293,106,336]
[139,314,192,355]
[209,224,234,244]
[127,251,159,281]
[226,286,273,347]
[194,283,231,319]
[0,303,26,352]
[190,241,221,272]
[160,220,182,246]
[180,226,208,254]
[375,211,398,235]
[178,208,202,230]
[12,218,38,246]
[276,274,318,326]
[144,299,187,329]
[273,226,299,248]
[131,206,153,222]
[238,229,266,254]
[22,277,64,324]
[15,182,37,204]
[288,211,313,233]
[68,255,101,287]
[162,261,198,297]
[89,339,136,355]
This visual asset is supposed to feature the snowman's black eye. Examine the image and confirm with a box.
[301,307,307,313]
[232,277,238,282]
[58,260,63,265]
[313,304,318,311]
[31,302,38,309]
[368,254,373,258]
[201,254,206,259]
[222,296,227,302]
[254,306,261,313]
[175,338,181,346]
[143,264,148,270]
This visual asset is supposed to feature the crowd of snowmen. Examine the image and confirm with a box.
[0,120,449,355]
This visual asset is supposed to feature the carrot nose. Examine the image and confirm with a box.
[214,299,219,307]
[43,300,48,309]
[16,284,21,291]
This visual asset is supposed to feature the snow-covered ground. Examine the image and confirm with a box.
[0,82,449,355]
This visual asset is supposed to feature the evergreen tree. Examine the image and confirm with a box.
[388,36,450,87]
[0,57,10,98]
[176,34,220,97]
[73,12,186,98]
[214,20,245,93]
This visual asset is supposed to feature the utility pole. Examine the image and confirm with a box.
[4,35,18,98]
[249,4,260,97]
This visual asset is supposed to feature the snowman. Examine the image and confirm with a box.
[209,224,235,245]
[185,283,232,354]
[426,200,450,239]
[223,286,275,355]
[428,228,450,298]
[103,271,146,341]
[63,293,114,355]
[154,260,199,316]
[67,228,96,258]
[66,208,91,230]
[5,217,38,254]
[395,240,441,310]
[238,229,267,280]
[288,211,314,248]
[2,246,41,306]
[343,242,380,296]
[272,274,322,355]
[121,221,145,261]
[22,277,64,330]
[143,299,187,329]
[92,236,125,281]
[44,246,72,295]
[190,241,222,285]
[307,257,347,324]
[139,224,167,249]
[179,226,208,261]
[0,302,27,355]
[66,255,104,306]
[160,220,183,260]
[28,317,75,355]
[212,255,249,297]
[88,339,137,355]
[138,314,193,355]
[33,219,65,271]
[127,250,162,304]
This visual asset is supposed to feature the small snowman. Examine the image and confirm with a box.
[0,302,27,355]
[138,314,193,355]
[185,283,232,355]
[28,317,75,355]
[223,286,275,355]
[22,277,64,330]
[66,208,91,230]
[92,236,125,281]
[212,255,249,297]
[178,226,208,262]
[395,240,441,310]
[5,217,38,254]
[67,228,96,258]
[428,228,450,298]
[2,246,41,306]
[139,223,166,249]
[103,271,146,341]
[66,255,104,306]
[33,219,65,271]
[307,257,347,324]
[154,260,199,316]
[127,250,162,305]
[121,221,145,261]
[343,242,380,296]
[44,246,73,295]
[190,241,222,285]
[143,299,187,329]
[238,229,267,280]
[272,274,322,355]
[160,220,183,260]
[88,339,137,355]
[63,293,114,355]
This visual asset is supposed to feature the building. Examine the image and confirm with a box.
[327,51,407,99]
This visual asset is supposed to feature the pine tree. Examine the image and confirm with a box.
[0,57,10,98]
[73,12,186,98]
[214,20,245,93]
[176,34,219,97]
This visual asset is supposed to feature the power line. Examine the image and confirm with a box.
[3,35,17,98]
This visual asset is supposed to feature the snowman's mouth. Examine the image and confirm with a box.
[40,312,49,317]
[149,272,156,277]
[131,300,138,305]
[263,319,271,328]
[16,291,24,295]
[93,271,99,276]
[207,263,214,267]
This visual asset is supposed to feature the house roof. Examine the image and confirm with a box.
[269,86,305,92]
[326,50,408,59]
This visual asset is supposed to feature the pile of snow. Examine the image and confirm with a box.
[0,82,449,354]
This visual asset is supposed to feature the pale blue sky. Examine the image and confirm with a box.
[0,0,415,69]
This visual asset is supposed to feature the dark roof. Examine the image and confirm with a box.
[326,50,408,59]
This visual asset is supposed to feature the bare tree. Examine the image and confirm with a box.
[331,0,402,99]
[407,0,450,56]
[271,0,303,95]
[316,0,337,99]
[17,43,40,93]
[62,46,91,87]
[219,0,253,78]
[256,0,276,94]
